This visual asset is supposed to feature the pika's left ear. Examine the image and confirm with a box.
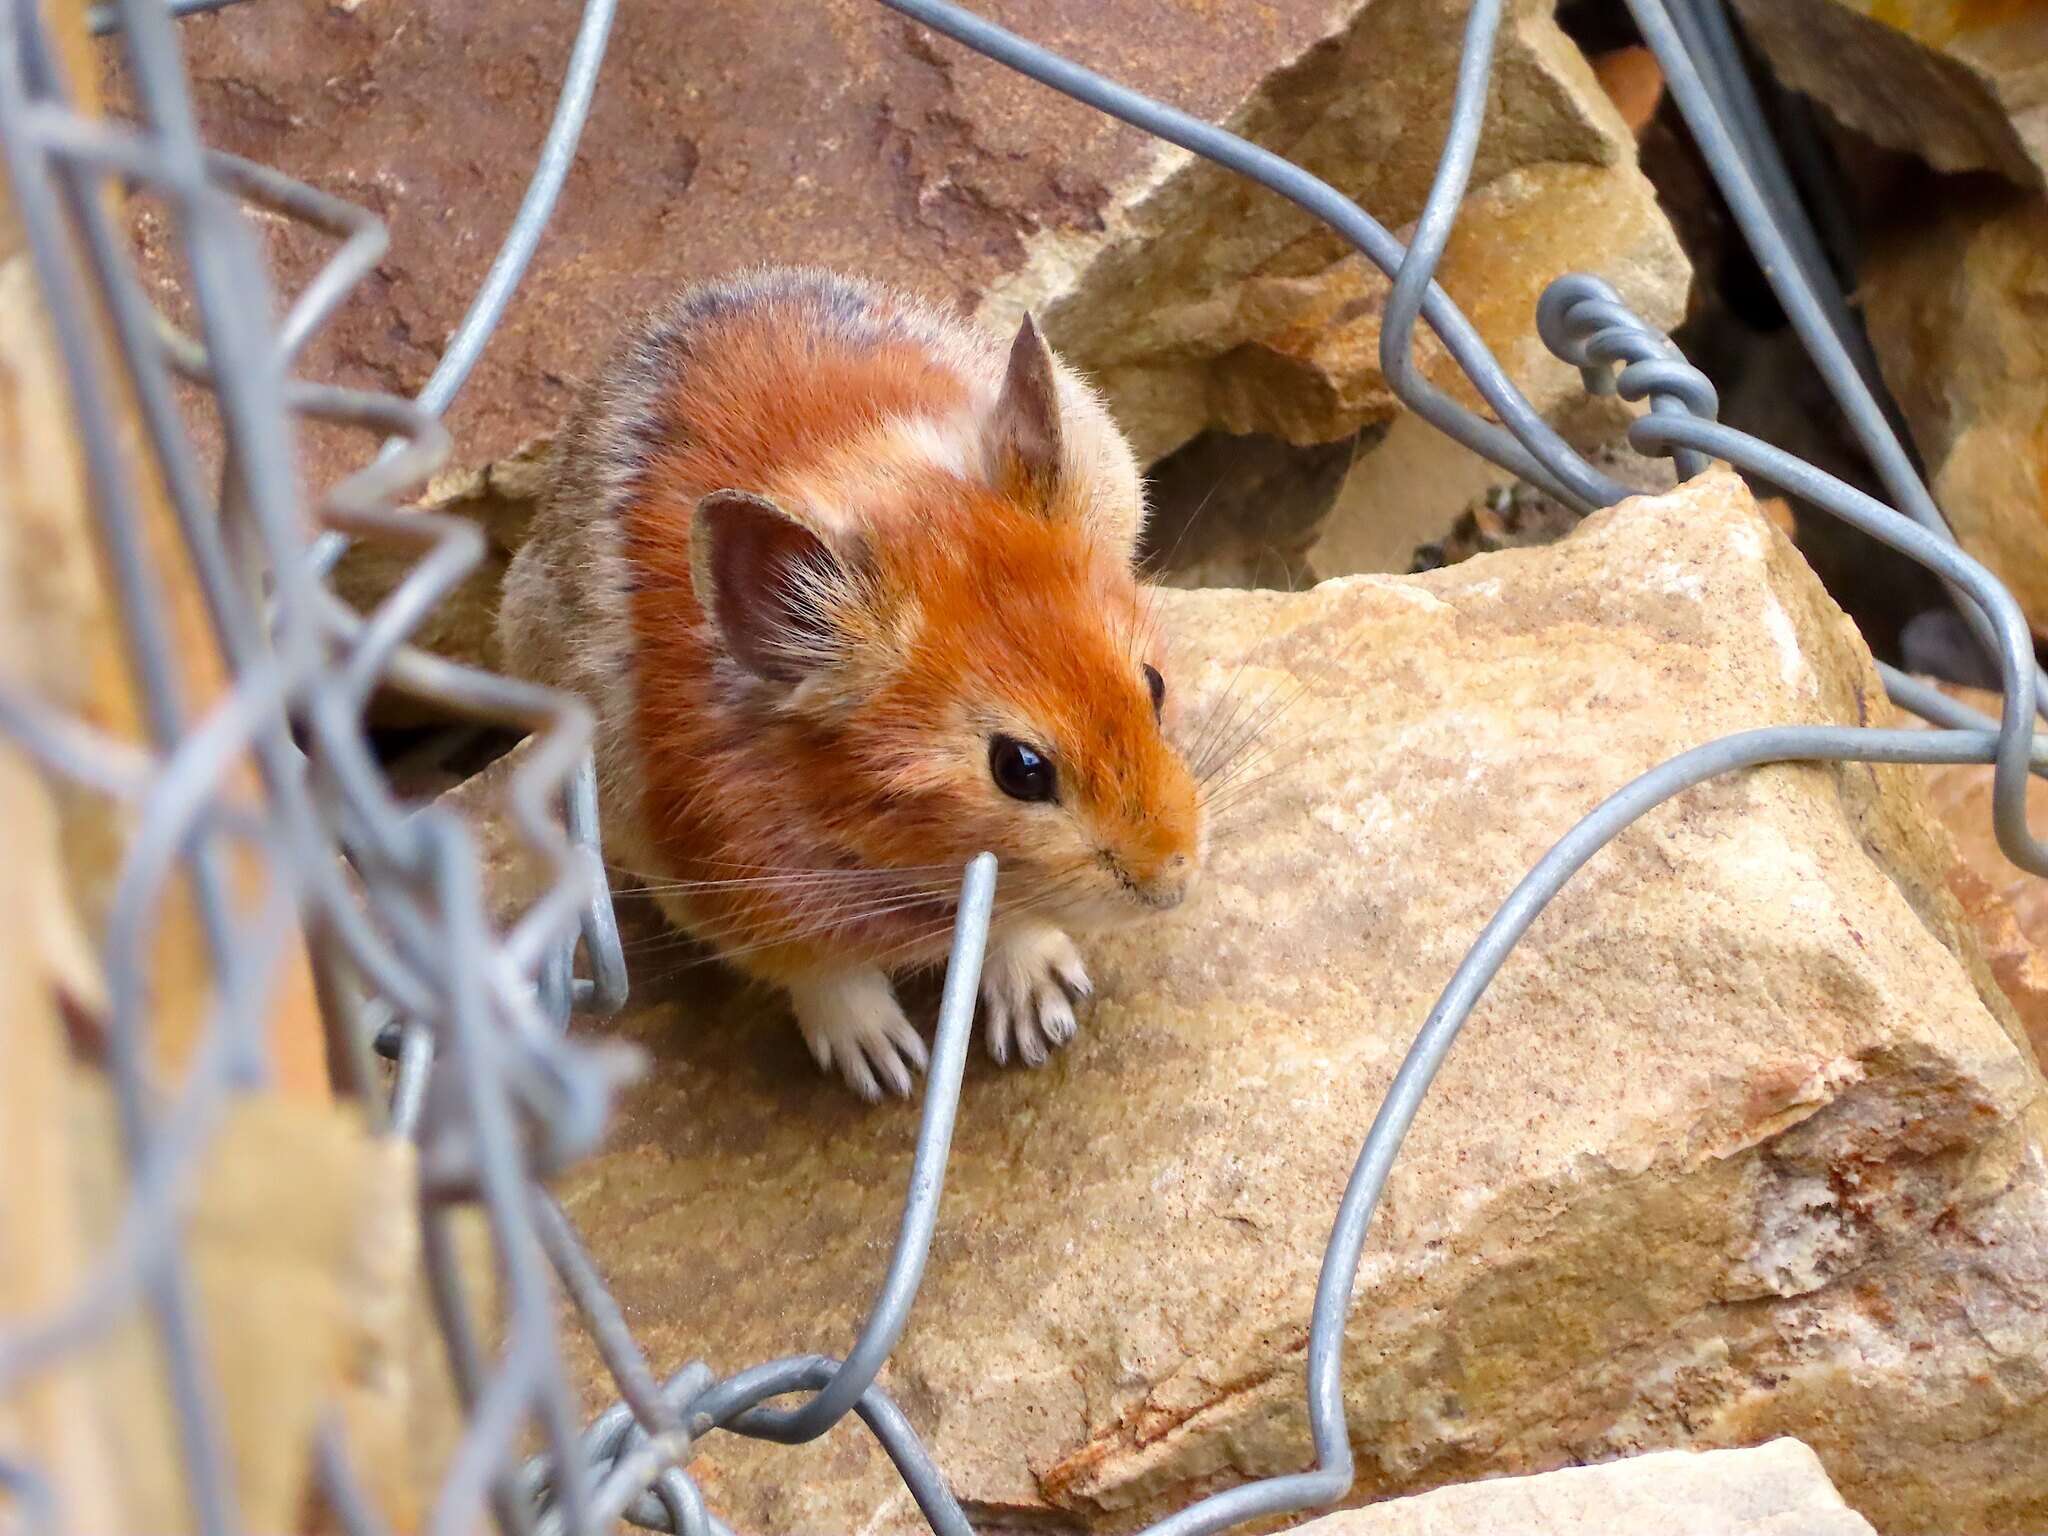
[987,313,1064,494]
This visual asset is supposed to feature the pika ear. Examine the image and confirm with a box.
[691,490,854,684]
[987,312,1065,494]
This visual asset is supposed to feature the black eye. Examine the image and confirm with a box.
[989,735,1057,802]
[1143,664,1165,718]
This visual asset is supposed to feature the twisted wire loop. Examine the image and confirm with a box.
[2,0,2043,1535]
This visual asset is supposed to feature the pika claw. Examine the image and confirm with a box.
[986,994,1015,1066]
[1038,992,1078,1047]
[1053,963,1092,1006]
[790,967,925,1103]
[980,923,1091,1072]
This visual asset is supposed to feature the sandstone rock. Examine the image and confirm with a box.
[1185,157,1684,456]
[45,1083,470,1536]
[126,0,1685,495]
[334,441,552,717]
[0,720,124,1536]
[529,470,2048,1535]
[1293,1439,1875,1536]
[1308,418,1676,578]
[1729,0,2048,189]
[1140,428,1370,592]
[1758,496,1799,540]
[1863,185,2048,639]
[5,26,329,1099]
[1306,413,1520,577]
[168,1101,405,1530]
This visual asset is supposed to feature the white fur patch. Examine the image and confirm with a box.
[888,411,981,481]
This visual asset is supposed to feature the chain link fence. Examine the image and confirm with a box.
[1,0,2041,1533]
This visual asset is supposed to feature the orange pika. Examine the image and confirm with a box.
[499,268,1202,1099]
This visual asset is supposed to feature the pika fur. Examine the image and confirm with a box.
[499,267,1202,1100]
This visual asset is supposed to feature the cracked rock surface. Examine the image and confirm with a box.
[497,470,2048,1535]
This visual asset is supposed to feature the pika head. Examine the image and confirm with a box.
[688,312,1204,936]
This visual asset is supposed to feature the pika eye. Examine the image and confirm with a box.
[1143,664,1165,718]
[989,735,1056,803]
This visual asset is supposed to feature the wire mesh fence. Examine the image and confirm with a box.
[1,1,2042,1534]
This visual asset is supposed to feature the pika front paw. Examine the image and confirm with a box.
[980,923,1092,1069]
[787,967,928,1102]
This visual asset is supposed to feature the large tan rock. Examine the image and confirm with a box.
[528,470,2048,1535]
[1141,429,1366,592]
[1863,187,2048,638]
[1730,0,2048,189]
[1294,1439,1875,1536]
[1139,156,1683,458]
[127,0,1684,487]
[1308,413,1524,578]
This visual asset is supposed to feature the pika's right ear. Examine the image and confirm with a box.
[987,312,1064,494]
[691,490,853,684]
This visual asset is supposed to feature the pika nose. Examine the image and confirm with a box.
[1143,853,1194,911]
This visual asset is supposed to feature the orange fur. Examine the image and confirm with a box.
[614,272,1200,985]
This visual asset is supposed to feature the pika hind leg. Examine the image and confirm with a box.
[980,921,1092,1068]
[785,965,929,1102]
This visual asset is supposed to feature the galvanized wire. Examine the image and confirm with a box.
[86,0,250,38]
[0,2,2041,1536]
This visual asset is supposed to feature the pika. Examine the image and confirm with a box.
[498,268,1202,1099]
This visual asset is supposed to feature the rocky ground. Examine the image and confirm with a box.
[44,0,2048,1530]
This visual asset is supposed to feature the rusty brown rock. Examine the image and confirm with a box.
[518,470,2048,1535]
[1730,0,2048,189]
[1294,1439,1876,1536]
[116,0,1684,495]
